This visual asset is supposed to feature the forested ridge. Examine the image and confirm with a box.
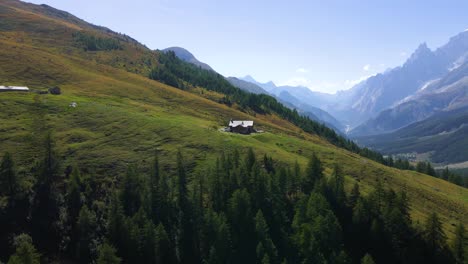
[1,134,466,263]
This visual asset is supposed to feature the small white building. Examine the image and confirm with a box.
[0,86,29,92]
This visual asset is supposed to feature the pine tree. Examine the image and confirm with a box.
[209,158,224,211]
[155,223,172,264]
[441,167,450,180]
[121,165,142,216]
[263,154,275,174]
[245,148,256,171]
[328,165,346,208]
[76,205,97,263]
[31,132,62,253]
[348,182,360,208]
[303,153,323,194]
[67,166,83,235]
[361,253,375,264]
[369,178,385,214]
[150,152,161,223]
[141,221,157,264]
[107,193,127,257]
[0,152,18,197]
[424,212,447,253]
[352,197,370,225]
[293,193,342,262]
[96,243,121,264]
[7,234,40,264]
[291,160,301,194]
[451,223,466,264]
[228,189,254,262]
[175,151,196,263]
[255,210,278,262]
[202,209,231,263]
[416,162,426,174]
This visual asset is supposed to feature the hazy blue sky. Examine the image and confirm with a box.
[25,0,468,93]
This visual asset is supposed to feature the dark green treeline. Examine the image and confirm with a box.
[0,136,466,264]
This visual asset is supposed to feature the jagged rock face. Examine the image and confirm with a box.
[351,47,468,137]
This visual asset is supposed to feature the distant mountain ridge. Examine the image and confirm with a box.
[236,31,468,133]
[351,32,468,136]
[239,75,344,131]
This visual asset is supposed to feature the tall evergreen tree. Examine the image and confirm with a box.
[175,151,196,263]
[0,152,19,197]
[328,165,346,209]
[201,209,231,263]
[361,253,375,264]
[31,132,62,253]
[245,148,256,171]
[67,166,83,225]
[121,165,142,216]
[155,223,172,264]
[303,153,323,194]
[451,223,466,264]
[141,217,157,263]
[76,205,97,263]
[263,154,275,174]
[292,193,342,262]
[348,182,360,208]
[7,234,40,264]
[255,210,278,263]
[228,189,255,262]
[107,193,127,257]
[96,243,121,264]
[150,152,161,223]
[424,213,447,254]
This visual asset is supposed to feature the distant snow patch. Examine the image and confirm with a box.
[449,52,468,71]
[391,78,440,107]
[419,79,439,91]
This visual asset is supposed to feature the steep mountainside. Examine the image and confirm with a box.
[344,31,468,128]
[0,0,466,243]
[162,46,213,71]
[355,106,468,164]
[226,77,268,94]
[351,61,468,136]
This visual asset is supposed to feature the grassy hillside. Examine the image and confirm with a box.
[0,0,466,240]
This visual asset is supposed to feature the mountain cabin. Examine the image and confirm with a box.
[229,120,255,134]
